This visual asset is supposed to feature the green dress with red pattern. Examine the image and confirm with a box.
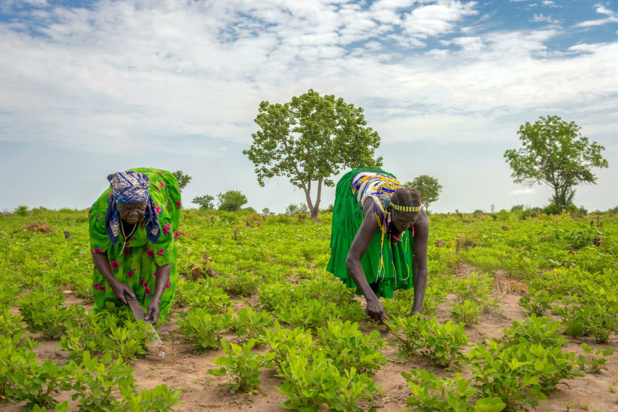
[88,168,181,321]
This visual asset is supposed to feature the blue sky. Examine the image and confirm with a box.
[1,0,617,213]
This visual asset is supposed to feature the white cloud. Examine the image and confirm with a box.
[443,36,484,52]
[595,5,614,16]
[0,0,617,156]
[575,4,617,27]
[402,1,478,38]
[532,13,553,23]
[510,188,536,195]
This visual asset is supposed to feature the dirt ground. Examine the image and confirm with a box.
[3,265,618,411]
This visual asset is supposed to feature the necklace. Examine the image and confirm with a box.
[120,220,137,255]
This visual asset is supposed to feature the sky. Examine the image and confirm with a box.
[1,0,617,214]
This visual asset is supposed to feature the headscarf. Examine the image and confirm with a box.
[104,171,160,244]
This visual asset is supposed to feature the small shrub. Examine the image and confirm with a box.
[264,323,314,369]
[177,308,228,353]
[389,315,469,369]
[208,339,275,394]
[578,343,614,373]
[519,287,560,316]
[401,368,505,412]
[277,350,381,411]
[233,307,276,344]
[451,300,483,327]
[317,320,387,374]
[502,315,568,348]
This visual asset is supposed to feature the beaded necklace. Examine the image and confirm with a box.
[120,220,137,255]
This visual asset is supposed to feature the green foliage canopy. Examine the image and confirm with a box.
[404,175,442,211]
[217,190,248,212]
[243,89,383,221]
[192,195,215,210]
[504,115,608,210]
[172,170,192,193]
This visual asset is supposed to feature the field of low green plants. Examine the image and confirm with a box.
[1,207,617,411]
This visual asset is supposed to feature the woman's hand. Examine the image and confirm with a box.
[111,282,135,305]
[145,300,161,325]
[366,298,386,322]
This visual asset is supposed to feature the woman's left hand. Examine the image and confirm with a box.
[145,300,161,324]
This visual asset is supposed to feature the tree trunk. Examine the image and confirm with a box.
[310,178,323,222]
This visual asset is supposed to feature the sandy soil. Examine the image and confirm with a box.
[3,265,617,411]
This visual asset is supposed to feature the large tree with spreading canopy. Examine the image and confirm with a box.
[243,89,383,221]
[504,115,608,210]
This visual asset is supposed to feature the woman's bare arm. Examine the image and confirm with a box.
[411,211,429,314]
[145,264,171,324]
[345,198,385,321]
[92,252,136,304]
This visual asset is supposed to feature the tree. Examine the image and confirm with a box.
[285,203,309,216]
[192,195,215,210]
[403,175,442,211]
[172,170,192,192]
[217,190,248,212]
[504,115,608,210]
[243,89,383,222]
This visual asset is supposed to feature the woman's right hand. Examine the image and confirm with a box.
[366,298,386,322]
[111,282,136,305]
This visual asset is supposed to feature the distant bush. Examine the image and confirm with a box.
[542,204,562,215]
[511,205,524,211]
[14,205,29,216]
[285,203,309,215]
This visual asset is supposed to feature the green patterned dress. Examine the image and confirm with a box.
[88,168,181,321]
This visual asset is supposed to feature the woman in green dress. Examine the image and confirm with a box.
[89,168,181,324]
[326,168,429,322]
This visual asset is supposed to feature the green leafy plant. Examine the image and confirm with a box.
[233,307,276,344]
[552,295,588,337]
[0,335,36,399]
[578,343,614,373]
[123,384,183,411]
[2,333,69,410]
[7,358,70,410]
[451,300,483,327]
[187,286,232,314]
[177,308,228,353]
[64,351,136,410]
[317,320,387,374]
[207,339,275,394]
[277,350,382,411]
[527,344,582,394]
[264,323,314,369]
[452,272,501,314]
[502,315,569,348]
[107,319,151,362]
[222,272,260,297]
[401,368,506,412]
[467,340,547,411]
[389,315,469,369]
[0,307,26,338]
[33,304,86,340]
[276,298,363,330]
[16,291,85,339]
[580,302,618,343]
[519,287,560,316]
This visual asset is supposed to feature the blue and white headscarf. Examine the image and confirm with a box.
[104,171,160,244]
